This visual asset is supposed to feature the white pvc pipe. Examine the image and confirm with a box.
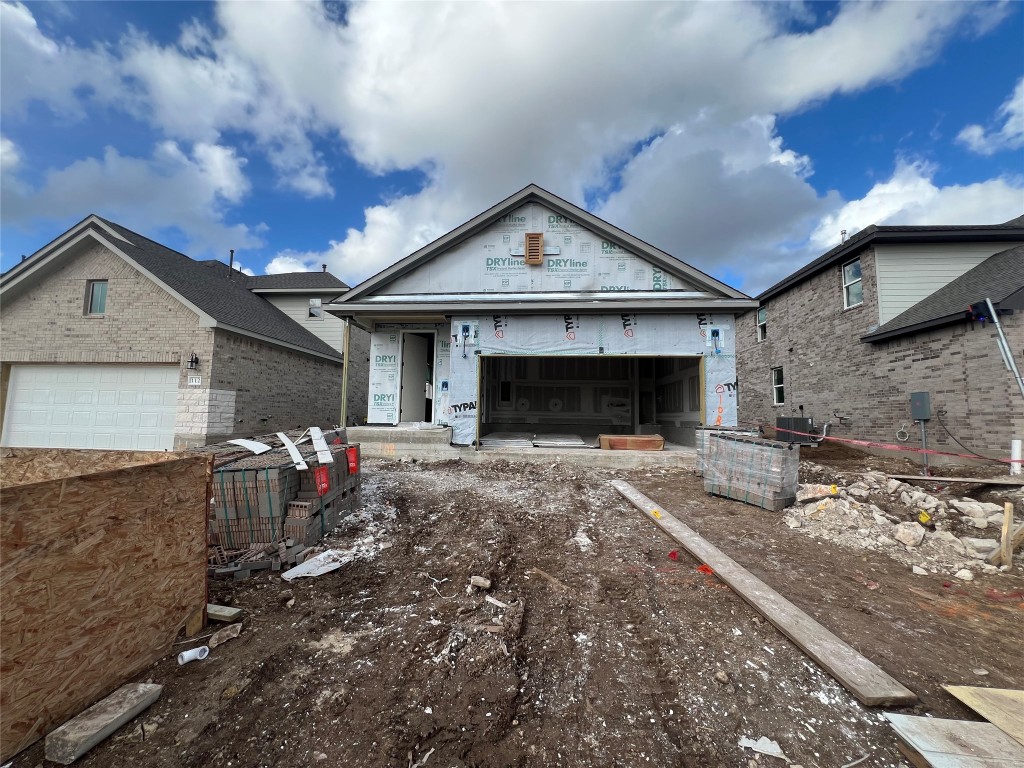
[177,646,210,665]
[1012,439,1022,476]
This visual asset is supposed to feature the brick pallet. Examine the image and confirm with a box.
[695,427,761,477]
[703,434,799,511]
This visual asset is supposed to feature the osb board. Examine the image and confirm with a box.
[0,454,211,762]
[0,448,185,489]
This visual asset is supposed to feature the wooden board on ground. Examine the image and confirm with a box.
[884,713,1024,767]
[888,475,1024,487]
[610,479,917,707]
[987,523,1024,566]
[943,687,1024,750]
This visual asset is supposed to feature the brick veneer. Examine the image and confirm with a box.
[737,246,1023,462]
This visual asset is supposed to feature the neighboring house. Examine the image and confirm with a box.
[0,215,349,450]
[245,271,370,425]
[737,216,1024,461]
[329,184,756,447]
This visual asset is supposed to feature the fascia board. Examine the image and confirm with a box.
[326,298,757,317]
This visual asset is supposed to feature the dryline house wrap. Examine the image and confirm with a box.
[332,185,755,447]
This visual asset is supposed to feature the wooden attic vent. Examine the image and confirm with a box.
[524,233,544,265]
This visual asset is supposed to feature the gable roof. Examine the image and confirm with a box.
[862,244,1024,342]
[0,216,343,361]
[246,272,349,292]
[339,184,749,304]
[759,218,1024,302]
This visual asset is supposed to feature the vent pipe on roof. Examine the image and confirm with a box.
[841,229,847,243]
[228,249,235,278]
[322,263,327,272]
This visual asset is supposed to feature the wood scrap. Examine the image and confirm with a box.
[611,479,917,706]
[987,523,1024,566]
[529,567,569,591]
[999,503,1014,568]
[888,474,1024,487]
[943,687,1024,750]
[884,712,1024,766]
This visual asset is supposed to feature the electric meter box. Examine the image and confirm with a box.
[910,391,931,421]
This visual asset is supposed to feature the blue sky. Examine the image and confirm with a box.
[2,1,1022,293]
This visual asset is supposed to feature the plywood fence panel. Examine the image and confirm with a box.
[0,453,211,762]
[0,448,173,489]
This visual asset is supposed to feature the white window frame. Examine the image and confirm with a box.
[85,279,108,316]
[771,366,785,406]
[842,257,863,309]
[756,306,767,342]
[308,297,323,320]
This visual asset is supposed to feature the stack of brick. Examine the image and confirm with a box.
[210,444,360,549]
[695,427,761,477]
[703,434,799,510]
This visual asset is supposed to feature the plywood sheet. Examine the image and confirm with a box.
[611,480,917,707]
[885,713,1024,766]
[0,448,172,488]
[0,454,211,761]
[944,687,1024,749]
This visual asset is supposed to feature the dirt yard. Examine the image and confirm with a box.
[14,451,1023,768]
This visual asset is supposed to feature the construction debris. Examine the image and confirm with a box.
[281,550,353,581]
[208,624,243,649]
[738,736,789,762]
[469,575,492,589]
[206,604,244,623]
[44,683,162,765]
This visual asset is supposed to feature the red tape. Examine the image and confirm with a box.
[771,426,1021,465]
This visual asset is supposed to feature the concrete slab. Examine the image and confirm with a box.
[348,425,695,468]
[45,683,162,765]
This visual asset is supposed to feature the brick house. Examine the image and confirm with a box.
[0,215,352,450]
[737,216,1024,462]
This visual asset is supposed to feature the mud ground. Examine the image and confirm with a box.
[13,450,1023,768]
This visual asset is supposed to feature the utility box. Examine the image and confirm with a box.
[910,391,931,421]
[775,416,815,444]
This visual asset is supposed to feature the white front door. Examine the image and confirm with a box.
[1,364,179,450]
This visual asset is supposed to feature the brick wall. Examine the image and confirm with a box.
[208,330,343,441]
[737,246,1024,462]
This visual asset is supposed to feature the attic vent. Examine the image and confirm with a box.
[524,233,544,265]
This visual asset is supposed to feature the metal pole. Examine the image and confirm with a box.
[919,419,929,477]
[985,298,1024,401]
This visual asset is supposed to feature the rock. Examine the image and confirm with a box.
[968,518,988,530]
[920,496,940,510]
[972,668,989,676]
[314,752,328,761]
[988,512,1010,524]
[470,576,492,589]
[982,564,999,575]
[278,589,294,605]
[783,516,802,529]
[848,487,870,499]
[797,484,839,503]
[872,512,891,528]
[932,530,966,554]
[976,502,1006,515]
[954,568,974,581]
[876,535,897,547]
[714,670,730,685]
[886,478,902,494]
[952,500,985,517]
[900,491,912,506]
[962,537,997,558]
[912,566,928,575]
[893,522,926,548]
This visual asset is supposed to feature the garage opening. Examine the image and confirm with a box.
[479,355,703,447]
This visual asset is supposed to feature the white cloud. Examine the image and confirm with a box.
[1,141,261,256]
[1,135,20,171]
[810,160,1024,251]
[957,77,1024,156]
[2,0,1018,289]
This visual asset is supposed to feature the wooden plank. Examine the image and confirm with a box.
[44,683,163,765]
[999,504,1014,568]
[884,713,1024,766]
[987,524,1024,566]
[888,475,1024,487]
[184,607,205,638]
[943,687,1024,750]
[207,604,244,623]
[610,479,917,707]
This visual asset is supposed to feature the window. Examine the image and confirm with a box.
[842,258,863,308]
[308,298,323,320]
[756,306,767,341]
[771,367,785,405]
[85,280,107,316]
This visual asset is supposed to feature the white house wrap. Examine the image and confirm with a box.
[331,185,755,447]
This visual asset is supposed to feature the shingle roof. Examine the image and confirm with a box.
[246,272,349,291]
[759,218,1024,301]
[95,219,342,360]
[863,244,1024,342]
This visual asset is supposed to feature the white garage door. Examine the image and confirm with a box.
[2,364,179,451]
